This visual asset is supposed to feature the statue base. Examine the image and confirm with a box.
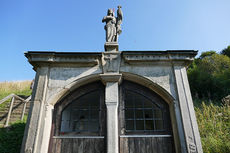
[104,42,119,52]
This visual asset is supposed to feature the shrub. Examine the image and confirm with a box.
[195,102,230,153]
[0,121,26,153]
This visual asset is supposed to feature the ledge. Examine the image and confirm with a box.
[25,51,102,70]
[25,50,198,70]
[120,135,172,138]
[122,50,197,65]
[53,136,104,139]
[100,73,122,84]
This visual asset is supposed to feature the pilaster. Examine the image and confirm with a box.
[20,67,49,153]
[173,66,203,153]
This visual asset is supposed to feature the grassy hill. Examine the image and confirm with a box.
[0,81,31,99]
[0,81,32,109]
[0,81,32,153]
[0,81,229,153]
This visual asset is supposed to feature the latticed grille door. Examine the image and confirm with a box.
[48,82,105,153]
[119,81,175,153]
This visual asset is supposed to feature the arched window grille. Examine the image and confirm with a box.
[120,81,172,135]
[61,90,101,133]
[125,90,165,132]
[53,81,105,136]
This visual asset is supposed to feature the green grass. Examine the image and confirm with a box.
[195,101,230,153]
[0,81,32,99]
[0,81,31,153]
[0,120,26,153]
[0,81,32,109]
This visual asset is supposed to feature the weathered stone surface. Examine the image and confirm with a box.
[104,42,119,52]
[48,66,102,88]
[102,51,121,73]
[120,65,176,98]
[105,82,119,153]
[22,50,202,153]
[173,66,200,152]
[102,6,123,44]
[21,67,49,153]
[100,74,121,153]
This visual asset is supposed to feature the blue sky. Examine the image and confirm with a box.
[0,0,230,81]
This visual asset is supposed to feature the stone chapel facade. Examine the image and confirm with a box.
[20,50,202,153]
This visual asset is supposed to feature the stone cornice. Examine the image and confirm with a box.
[122,50,197,65]
[25,50,197,70]
[25,51,102,69]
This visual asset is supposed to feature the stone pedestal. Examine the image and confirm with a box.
[104,42,119,52]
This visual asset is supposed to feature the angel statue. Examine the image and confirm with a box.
[102,6,123,43]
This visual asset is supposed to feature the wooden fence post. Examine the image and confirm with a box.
[21,102,27,121]
[4,96,15,127]
[21,96,31,121]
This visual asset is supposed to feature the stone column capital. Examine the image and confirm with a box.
[100,73,122,84]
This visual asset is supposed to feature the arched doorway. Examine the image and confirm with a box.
[48,80,175,153]
[48,81,106,153]
[119,81,175,153]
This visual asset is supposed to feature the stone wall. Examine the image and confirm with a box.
[21,50,202,153]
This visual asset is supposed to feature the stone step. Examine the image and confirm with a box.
[0,113,29,119]
[0,112,29,117]
[0,106,30,112]
[0,105,31,110]
[0,110,8,113]
[0,109,29,114]
[0,109,30,116]
[0,117,6,122]
[0,104,30,110]
[0,114,26,120]
[0,113,28,120]
[10,116,23,120]
[0,115,7,119]
[0,103,31,109]
[0,107,30,111]
[0,117,25,124]
[0,95,31,126]
[0,110,29,114]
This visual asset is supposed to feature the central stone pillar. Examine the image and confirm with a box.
[105,82,119,153]
[101,49,121,153]
[100,74,122,153]
[106,82,119,153]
